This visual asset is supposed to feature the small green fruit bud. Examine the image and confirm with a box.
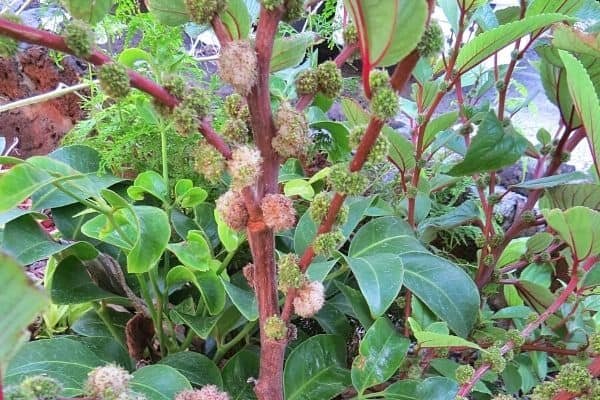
[349,125,366,149]
[415,158,426,169]
[184,87,210,117]
[283,0,304,21]
[455,365,474,385]
[98,63,131,99]
[481,346,506,373]
[316,61,343,98]
[490,232,504,248]
[540,144,552,155]
[163,75,186,99]
[495,80,506,91]
[295,69,319,95]
[369,70,390,93]
[227,145,263,190]
[407,365,422,380]
[193,141,225,183]
[313,229,344,256]
[293,280,325,317]
[371,87,399,120]
[63,20,94,58]
[366,136,389,165]
[531,381,559,400]
[555,363,592,393]
[216,190,248,231]
[20,375,62,400]
[539,251,551,263]
[511,49,519,60]
[278,254,304,293]
[416,21,444,58]
[185,0,227,25]
[343,24,358,45]
[272,102,311,158]
[309,192,331,223]
[520,210,536,224]
[560,151,571,163]
[220,40,258,95]
[172,104,198,136]
[328,163,367,196]
[589,333,600,353]
[336,205,349,225]
[261,193,296,232]
[505,329,524,349]
[264,316,287,340]
[224,93,249,120]
[406,184,418,199]
[483,254,495,267]
[222,118,249,144]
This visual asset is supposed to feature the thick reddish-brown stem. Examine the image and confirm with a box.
[0,17,232,159]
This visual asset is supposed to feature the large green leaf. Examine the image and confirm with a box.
[343,0,427,67]
[416,377,459,400]
[547,184,600,210]
[423,111,459,150]
[130,365,192,400]
[0,163,52,212]
[71,336,132,370]
[5,338,104,397]
[526,0,583,16]
[401,251,479,337]
[220,0,251,40]
[222,350,259,400]
[0,254,48,365]
[1,214,97,265]
[553,24,600,58]
[537,58,581,128]
[61,0,113,24]
[167,230,216,271]
[221,280,258,321]
[159,352,222,388]
[418,200,479,243]
[351,317,409,394]
[271,33,315,72]
[49,256,123,304]
[510,171,589,189]
[448,112,528,176]
[284,335,351,400]
[414,331,481,350]
[169,310,220,339]
[146,0,190,26]
[455,13,570,74]
[128,206,171,273]
[127,170,168,203]
[559,50,600,176]
[543,206,600,260]
[383,379,419,399]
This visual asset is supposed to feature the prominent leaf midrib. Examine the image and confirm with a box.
[356,334,403,393]
[287,365,346,400]
[353,256,383,308]
[350,234,415,257]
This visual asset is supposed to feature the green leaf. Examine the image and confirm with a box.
[214,208,244,252]
[222,280,258,321]
[384,129,416,171]
[49,256,122,304]
[416,377,459,400]
[414,331,481,350]
[383,379,419,399]
[0,253,48,364]
[284,335,351,400]
[170,310,220,339]
[418,200,479,243]
[455,13,571,74]
[271,33,316,72]
[159,352,222,388]
[547,183,600,210]
[118,48,153,68]
[168,230,215,271]
[310,121,351,163]
[284,179,315,200]
[127,170,169,203]
[127,206,171,273]
[559,49,600,176]
[1,214,97,264]
[223,350,259,400]
[81,208,137,250]
[526,232,555,254]
[220,0,251,40]
[179,187,208,208]
[526,0,583,16]
[334,282,375,329]
[553,24,600,58]
[448,111,528,176]
[146,0,190,26]
[351,318,409,394]
[511,171,590,189]
[0,163,52,212]
[71,309,130,343]
[343,0,427,67]
[423,111,459,150]
[61,0,113,24]
[130,365,192,400]
[5,338,103,397]
[306,259,338,282]
[197,271,226,315]
[72,336,132,370]
[543,206,600,260]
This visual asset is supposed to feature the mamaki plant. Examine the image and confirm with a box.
[1,1,600,400]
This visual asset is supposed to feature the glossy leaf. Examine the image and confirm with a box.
[455,13,570,74]
[448,112,528,176]
[146,0,190,26]
[159,352,222,388]
[220,0,251,39]
[82,208,137,250]
[168,230,215,271]
[197,271,226,315]
[423,111,459,150]
[127,170,168,203]
[222,280,258,321]
[547,183,600,210]
[559,50,600,176]
[127,206,171,273]
[130,365,192,400]
[1,214,97,264]
[306,259,338,282]
[526,232,555,254]
[284,335,351,400]
[271,33,315,72]
[170,310,220,339]
[351,318,409,394]
[414,331,481,350]
[526,0,583,16]
[118,48,153,67]
[543,206,600,260]
[223,350,259,400]
[344,0,427,67]
[383,379,419,399]
[5,338,104,397]
[72,336,132,370]
[61,0,113,24]
[0,253,48,364]
[0,163,51,212]
[511,171,589,189]
[416,377,459,400]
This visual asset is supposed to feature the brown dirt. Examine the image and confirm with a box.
[0,46,87,157]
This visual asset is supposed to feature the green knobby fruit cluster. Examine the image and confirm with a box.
[172,87,210,136]
[309,192,348,227]
[264,315,287,340]
[369,70,399,121]
[63,19,94,58]
[277,253,304,293]
[98,62,131,99]
[185,0,227,25]
[193,140,226,183]
[481,346,506,373]
[505,329,524,350]
[7,375,62,400]
[313,229,344,256]
[283,0,304,21]
[222,93,250,144]
[350,125,388,165]
[455,364,475,385]
[328,163,367,196]
[590,333,600,353]
[261,0,283,10]
[520,210,536,224]
[343,24,358,45]
[555,363,593,394]
[416,21,444,58]
[295,69,319,95]
[316,61,343,98]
